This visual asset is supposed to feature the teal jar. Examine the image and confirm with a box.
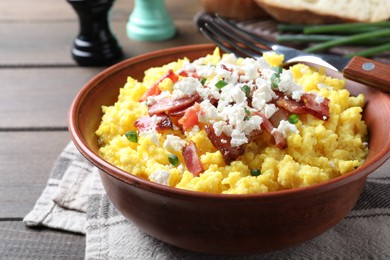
[127,0,176,41]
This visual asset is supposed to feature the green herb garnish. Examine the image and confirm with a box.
[168,154,179,166]
[303,28,390,54]
[273,66,283,74]
[250,169,261,176]
[276,21,390,57]
[241,84,250,97]
[215,80,228,90]
[244,108,251,120]
[271,73,281,89]
[125,130,138,143]
[200,77,206,85]
[288,114,299,124]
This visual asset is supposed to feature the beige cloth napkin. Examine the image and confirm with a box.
[24,142,390,259]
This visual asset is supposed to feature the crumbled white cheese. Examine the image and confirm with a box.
[172,77,200,99]
[192,57,205,66]
[256,57,272,71]
[150,114,161,126]
[150,170,170,185]
[219,83,235,106]
[221,104,246,127]
[277,70,294,93]
[252,79,275,111]
[272,120,299,138]
[239,58,261,81]
[139,130,159,145]
[146,90,170,105]
[315,94,325,103]
[216,64,231,80]
[230,129,248,147]
[198,100,219,123]
[261,103,278,119]
[230,84,247,104]
[221,53,238,64]
[213,121,228,136]
[196,64,216,78]
[240,115,262,135]
[163,53,312,149]
[213,121,233,137]
[177,164,184,173]
[260,68,276,81]
[278,70,304,96]
[186,125,200,137]
[181,61,195,72]
[163,135,186,153]
[291,90,304,101]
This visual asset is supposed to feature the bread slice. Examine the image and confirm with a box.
[200,0,270,20]
[254,0,390,24]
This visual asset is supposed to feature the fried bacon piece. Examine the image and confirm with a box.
[302,93,330,120]
[275,97,306,114]
[147,93,201,116]
[268,107,290,127]
[134,114,172,133]
[253,112,287,149]
[204,125,246,164]
[182,141,204,176]
[178,70,201,80]
[275,93,330,120]
[138,69,179,102]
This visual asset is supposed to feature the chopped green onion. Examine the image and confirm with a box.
[277,34,343,44]
[241,84,250,97]
[345,42,390,58]
[168,154,179,166]
[125,130,138,143]
[273,66,283,75]
[244,108,251,120]
[303,21,390,34]
[303,28,390,53]
[277,34,390,46]
[288,114,299,124]
[200,77,206,85]
[250,169,261,176]
[271,74,281,89]
[215,80,228,90]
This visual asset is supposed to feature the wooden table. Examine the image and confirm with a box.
[1,0,389,258]
[0,0,207,258]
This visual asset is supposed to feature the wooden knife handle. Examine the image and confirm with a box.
[343,56,390,93]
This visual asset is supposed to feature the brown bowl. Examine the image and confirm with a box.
[68,44,390,255]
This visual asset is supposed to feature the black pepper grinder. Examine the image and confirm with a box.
[67,0,123,66]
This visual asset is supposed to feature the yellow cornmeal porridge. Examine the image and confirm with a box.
[96,49,368,194]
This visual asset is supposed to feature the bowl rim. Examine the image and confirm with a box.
[68,43,390,200]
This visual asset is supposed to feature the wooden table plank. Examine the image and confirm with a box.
[0,68,102,128]
[0,0,207,66]
[0,132,71,218]
[0,20,209,66]
[0,0,202,21]
[0,221,84,259]
[0,0,206,258]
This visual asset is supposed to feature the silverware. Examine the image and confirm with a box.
[196,13,390,93]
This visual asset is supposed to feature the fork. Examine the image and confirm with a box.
[196,13,390,93]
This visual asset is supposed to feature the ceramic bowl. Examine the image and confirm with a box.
[68,44,390,255]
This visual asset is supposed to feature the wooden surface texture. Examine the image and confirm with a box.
[1,0,389,258]
[0,0,206,258]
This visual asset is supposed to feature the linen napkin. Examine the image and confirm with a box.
[24,142,390,259]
